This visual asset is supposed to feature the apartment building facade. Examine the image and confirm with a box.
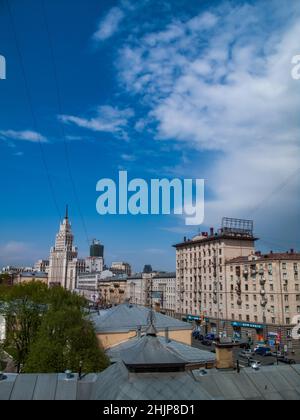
[226,251,300,347]
[174,219,256,330]
[152,272,176,316]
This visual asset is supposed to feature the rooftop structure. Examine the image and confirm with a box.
[90,304,192,334]
[1,365,300,400]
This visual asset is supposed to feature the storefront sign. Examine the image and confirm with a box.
[187,314,201,321]
[231,321,264,330]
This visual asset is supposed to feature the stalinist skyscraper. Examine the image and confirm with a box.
[48,206,78,288]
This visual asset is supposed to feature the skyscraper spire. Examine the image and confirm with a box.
[65,204,69,220]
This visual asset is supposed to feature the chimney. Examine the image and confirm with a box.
[290,249,294,254]
[210,227,214,237]
[215,342,235,370]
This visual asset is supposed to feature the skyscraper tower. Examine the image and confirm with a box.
[48,206,78,288]
[90,239,104,258]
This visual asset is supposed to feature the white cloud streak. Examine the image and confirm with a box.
[93,7,125,42]
[60,105,134,139]
[0,130,47,143]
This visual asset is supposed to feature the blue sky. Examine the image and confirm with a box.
[0,0,299,271]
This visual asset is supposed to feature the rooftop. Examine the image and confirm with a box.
[174,232,258,249]
[90,304,192,333]
[228,251,300,264]
[1,365,300,400]
[107,335,216,367]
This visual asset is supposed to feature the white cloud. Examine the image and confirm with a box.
[0,130,47,143]
[121,153,136,162]
[0,241,44,266]
[117,1,300,232]
[60,105,134,139]
[93,7,125,42]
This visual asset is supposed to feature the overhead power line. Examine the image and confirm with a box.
[40,0,90,246]
[5,0,61,219]
[249,167,300,217]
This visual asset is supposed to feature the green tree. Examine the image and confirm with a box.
[0,282,49,372]
[0,343,7,371]
[24,307,109,374]
[0,273,12,287]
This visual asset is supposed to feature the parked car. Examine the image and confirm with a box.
[205,333,216,341]
[192,330,204,341]
[254,347,272,357]
[239,350,254,359]
[278,356,296,365]
[201,339,212,347]
[251,361,261,370]
[192,330,200,338]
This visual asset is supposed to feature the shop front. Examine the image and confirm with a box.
[231,321,265,343]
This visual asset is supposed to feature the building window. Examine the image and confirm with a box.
[285,307,290,314]
[286,318,290,325]
[272,318,275,324]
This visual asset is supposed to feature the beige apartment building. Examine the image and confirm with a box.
[174,218,300,348]
[152,272,176,316]
[226,251,300,347]
[174,218,256,325]
[98,276,128,306]
[127,272,155,306]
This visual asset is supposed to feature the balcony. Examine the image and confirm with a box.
[260,278,266,286]
[237,298,242,306]
[260,299,268,307]
[260,289,266,296]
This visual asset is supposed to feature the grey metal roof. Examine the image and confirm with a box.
[120,334,186,369]
[153,272,176,279]
[90,304,192,333]
[107,336,216,365]
[90,362,213,401]
[1,365,300,400]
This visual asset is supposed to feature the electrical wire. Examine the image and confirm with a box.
[40,0,90,246]
[5,0,61,219]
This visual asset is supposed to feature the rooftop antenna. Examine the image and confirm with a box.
[65,204,69,220]
[146,275,158,336]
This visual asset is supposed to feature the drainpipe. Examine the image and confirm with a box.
[165,327,170,343]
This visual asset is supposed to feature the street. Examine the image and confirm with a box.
[192,338,300,368]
